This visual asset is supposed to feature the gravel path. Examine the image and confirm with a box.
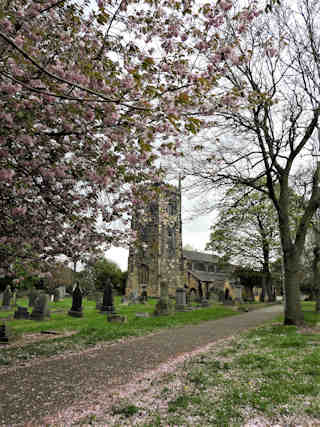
[1,305,282,426]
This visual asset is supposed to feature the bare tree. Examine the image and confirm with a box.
[177,0,320,324]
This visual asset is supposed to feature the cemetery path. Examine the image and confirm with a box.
[1,305,282,426]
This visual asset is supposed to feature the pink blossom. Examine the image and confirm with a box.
[220,0,232,12]
[267,48,278,57]
[0,168,15,181]
[12,206,27,216]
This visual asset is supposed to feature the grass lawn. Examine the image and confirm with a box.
[76,302,320,426]
[0,295,246,366]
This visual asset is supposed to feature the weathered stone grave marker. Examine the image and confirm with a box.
[2,285,12,310]
[139,286,148,304]
[128,290,139,305]
[100,278,115,314]
[30,294,50,320]
[175,287,187,311]
[28,288,39,307]
[68,282,83,317]
[0,323,9,343]
[14,306,30,319]
[107,314,127,323]
[154,281,174,316]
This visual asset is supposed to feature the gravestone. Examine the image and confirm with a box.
[68,283,83,317]
[28,288,39,307]
[53,289,60,302]
[2,285,12,309]
[57,286,66,298]
[120,296,129,305]
[94,292,103,310]
[128,290,139,305]
[107,314,127,323]
[14,306,30,319]
[175,287,187,311]
[139,286,148,304]
[186,290,191,306]
[30,294,50,320]
[12,291,17,307]
[233,282,243,303]
[0,323,9,343]
[201,298,210,308]
[135,312,150,318]
[153,281,174,316]
[100,278,115,314]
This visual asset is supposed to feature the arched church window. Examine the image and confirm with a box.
[168,198,177,216]
[139,264,149,284]
[168,226,176,257]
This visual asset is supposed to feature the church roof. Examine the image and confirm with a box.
[188,269,234,281]
[183,250,219,263]
[188,270,220,282]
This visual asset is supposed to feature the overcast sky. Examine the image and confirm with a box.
[105,192,216,271]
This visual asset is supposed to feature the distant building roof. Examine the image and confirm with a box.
[188,270,235,286]
[183,250,219,263]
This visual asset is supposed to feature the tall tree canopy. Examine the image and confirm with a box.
[206,185,281,301]
[176,0,320,324]
[0,0,258,274]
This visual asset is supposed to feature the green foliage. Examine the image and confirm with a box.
[206,184,281,270]
[82,257,126,293]
[111,403,140,418]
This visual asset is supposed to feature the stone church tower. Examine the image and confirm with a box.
[126,183,184,297]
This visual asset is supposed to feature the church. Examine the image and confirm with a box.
[126,182,244,301]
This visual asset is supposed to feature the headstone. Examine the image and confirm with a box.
[53,289,60,302]
[12,291,17,307]
[28,288,39,307]
[100,278,115,314]
[68,283,83,317]
[107,314,127,323]
[95,292,103,310]
[128,290,139,305]
[2,285,12,309]
[135,312,150,318]
[139,286,148,304]
[0,323,9,343]
[153,281,174,316]
[57,286,66,298]
[30,294,50,320]
[120,296,129,306]
[175,287,187,311]
[14,306,30,319]
[233,283,243,302]
[201,298,210,308]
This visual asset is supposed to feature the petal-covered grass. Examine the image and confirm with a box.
[66,304,320,427]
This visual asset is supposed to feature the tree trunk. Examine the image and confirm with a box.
[283,253,304,325]
[312,246,320,313]
[265,272,275,302]
[262,242,274,301]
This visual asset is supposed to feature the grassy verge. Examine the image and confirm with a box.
[79,305,320,426]
[0,296,244,366]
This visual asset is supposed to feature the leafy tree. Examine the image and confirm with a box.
[0,0,258,275]
[206,185,281,301]
[81,256,124,293]
[177,0,320,324]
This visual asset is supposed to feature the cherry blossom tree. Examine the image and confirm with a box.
[0,0,258,275]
